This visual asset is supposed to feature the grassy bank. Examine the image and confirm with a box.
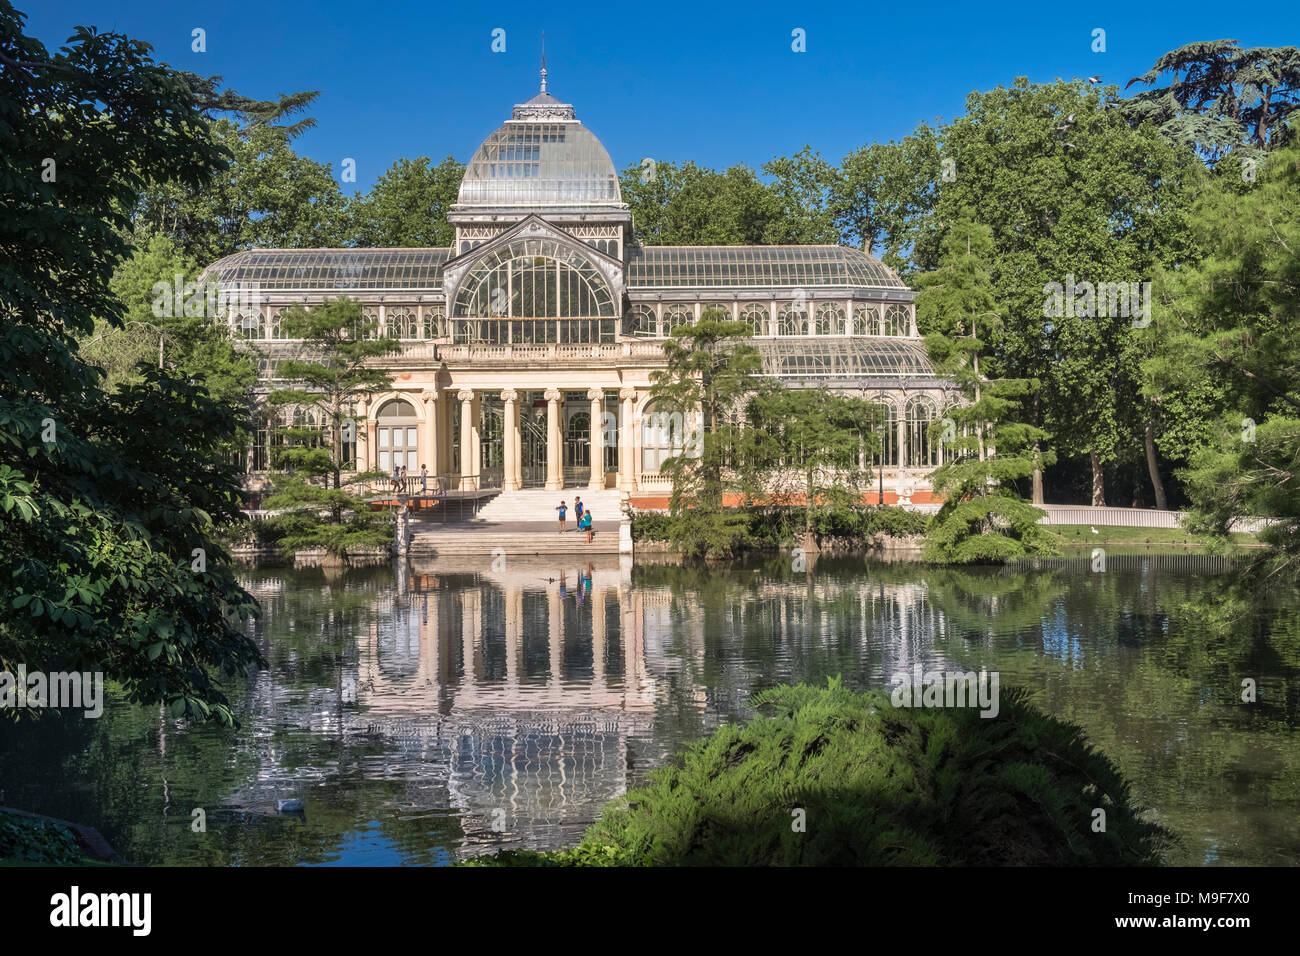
[1052,524,1260,548]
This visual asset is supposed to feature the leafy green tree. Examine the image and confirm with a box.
[1125,40,1300,163]
[136,118,349,266]
[1145,147,1300,575]
[350,156,463,248]
[916,216,1058,563]
[832,123,943,274]
[619,160,787,245]
[0,5,262,724]
[648,309,770,556]
[262,298,398,558]
[79,233,257,408]
[760,146,842,244]
[747,389,878,538]
[932,79,1198,506]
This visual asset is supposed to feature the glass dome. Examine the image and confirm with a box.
[457,92,622,208]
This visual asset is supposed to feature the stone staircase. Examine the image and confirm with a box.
[407,489,627,557]
[468,488,626,525]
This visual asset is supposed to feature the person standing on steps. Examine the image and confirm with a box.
[574,496,583,527]
[556,500,568,533]
[579,507,593,543]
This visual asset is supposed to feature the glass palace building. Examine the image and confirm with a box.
[202,78,957,502]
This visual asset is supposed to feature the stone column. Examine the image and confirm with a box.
[501,388,520,491]
[355,399,370,474]
[458,388,475,491]
[544,387,562,491]
[897,410,908,473]
[420,389,438,491]
[618,387,637,492]
[366,420,377,473]
[587,387,605,490]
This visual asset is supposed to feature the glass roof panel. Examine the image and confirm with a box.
[199,249,452,290]
[626,245,905,289]
[753,338,936,380]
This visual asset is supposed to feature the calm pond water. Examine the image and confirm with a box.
[2,552,1297,866]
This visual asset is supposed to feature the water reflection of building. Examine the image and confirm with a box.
[347,560,658,851]
[231,561,972,858]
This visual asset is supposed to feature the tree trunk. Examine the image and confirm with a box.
[1143,417,1168,510]
[1030,393,1044,504]
[1090,449,1106,507]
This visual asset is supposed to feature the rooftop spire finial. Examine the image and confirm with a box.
[539,32,547,92]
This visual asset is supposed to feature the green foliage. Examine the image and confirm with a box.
[648,311,771,558]
[350,156,463,248]
[474,679,1169,866]
[0,5,263,724]
[747,388,880,533]
[632,505,929,547]
[262,298,398,558]
[0,812,86,865]
[1124,40,1300,163]
[1144,147,1300,576]
[916,214,1058,563]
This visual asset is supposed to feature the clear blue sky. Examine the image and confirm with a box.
[26,0,1300,194]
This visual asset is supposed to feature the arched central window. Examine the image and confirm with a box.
[453,238,616,344]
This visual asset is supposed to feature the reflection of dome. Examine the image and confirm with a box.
[457,90,622,209]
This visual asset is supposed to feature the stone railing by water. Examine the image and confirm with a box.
[1036,504,1269,533]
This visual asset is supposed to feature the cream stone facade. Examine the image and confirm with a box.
[202,76,958,502]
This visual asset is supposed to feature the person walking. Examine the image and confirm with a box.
[400,464,409,494]
[556,500,568,533]
[391,461,401,493]
[420,463,428,495]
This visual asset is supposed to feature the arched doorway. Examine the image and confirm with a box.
[564,405,590,486]
[377,398,419,475]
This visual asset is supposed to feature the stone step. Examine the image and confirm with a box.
[470,489,625,524]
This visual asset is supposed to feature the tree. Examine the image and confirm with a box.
[931,78,1199,507]
[761,146,842,244]
[619,160,788,245]
[747,389,878,538]
[647,309,771,556]
[349,156,462,248]
[0,3,262,724]
[261,298,399,558]
[916,216,1058,564]
[1125,40,1300,163]
[1145,146,1300,576]
[832,123,943,274]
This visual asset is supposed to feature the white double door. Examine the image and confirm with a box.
[378,423,420,473]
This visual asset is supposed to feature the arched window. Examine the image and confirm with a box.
[626,305,656,337]
[873,402,900,468]
[269,309,286,340]
[777,303,808,335]
[351,306,380,341]
[855,305,880,336]
[454,238,616,319]
[237,312,263,340]
[422,306,447,340]
[741,303,768,336]
[885,304,910,336]
[906,398,938,467]
[664,305,693,333]
[387,307,417,339]
[816,303,846,335]
[702,302,732,323]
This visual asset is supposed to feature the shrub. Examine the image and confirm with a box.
[630,510,674,542]
[470,679,1169,866]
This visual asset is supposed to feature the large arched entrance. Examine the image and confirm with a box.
[376,399,419,475]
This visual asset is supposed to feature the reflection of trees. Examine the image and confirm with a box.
[4,557,1296,866]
